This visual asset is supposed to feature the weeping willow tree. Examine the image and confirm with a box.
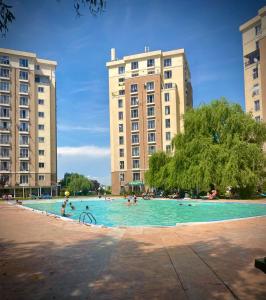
[145,98,266,197]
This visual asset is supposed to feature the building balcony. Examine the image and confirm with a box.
[244,49,260,68]
[19,156,29,160]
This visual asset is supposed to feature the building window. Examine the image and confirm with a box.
[166,145,171,153]
[38,124,45,130]
[148,132,156,142]
[39,150,45,155]
[0,67,9,78]
[132,146,139,157]
[146,81,154,91]
[255,24,261,35]
[0,121,10,130]
[39,175,45,181]
[254,100,260,111]
[165,106,170,115]
[131,84,138,93]
[19,135,29,145]
[19,58,28,68]
[38,112,44,118]
[20,109,29,119]
[119,136,124,145]
[0,161,10,171]
[0,94,10,104]
[19,70,28,80]
[132,72,139,77]
[164,83,173,89]
[148,119,155,129]
[38,137,45,143]
[132,134,139,144]
[38,86,44,93]
[120,161,124,169]
[20,148,29,158]
[131,61,138,70]
[164,93,170,102]
[118,78,125,83]
[119,89,125,96]
[131,96,138,106]
[253,67,258,79]
[133,172,140,181]
[20,83,28,93]
[147,59,154,67]
[119,172,125,182]
[147,106,155,116]
[148,145,156,155]
[118,99,123,108]
[20,161,29,171]
[20,96,28,106]
[118,66,125,74]
[19,122,29,132]
[164,70,172,79]
[132,159,140,169]
[131,108,138,118]
[35,64,40,70]
[131,121,139,131]
[118,111,123,120]
[39,162,45,168]
[0,133,10,144]
[20,175,28,184]
[252,84,259,96]
[255,116,261,122]
[0,147,9,157]
[165,119,171,128]
[0,107,10,118]
[166,132,171,141]
[0,56,9,65]
[147,94,154,104]
[38,99,44,105]
[0,81,10,91]
[119,148,124,157]
[119,124,123,133]
[164,58,172,67]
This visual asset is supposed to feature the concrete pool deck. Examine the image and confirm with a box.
[0,201,266,299]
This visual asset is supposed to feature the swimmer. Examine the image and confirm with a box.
[127,196,131,206]
[69,202,75,210]
[86,205,89,210]
[61,204,66,216]
[133,194,137,204]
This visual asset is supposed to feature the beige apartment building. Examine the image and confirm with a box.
[0,48,57,197]
[240,6,266,124]
[107,48,192,194]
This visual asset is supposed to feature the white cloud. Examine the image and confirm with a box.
[58,124,109,133]
[57,146,110,157]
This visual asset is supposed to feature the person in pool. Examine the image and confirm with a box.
[133,194,137,204]
[69,202,75,210]
[61,203,66,216]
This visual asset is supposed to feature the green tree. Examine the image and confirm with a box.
[68,174,92,196]
[146,98,266,197]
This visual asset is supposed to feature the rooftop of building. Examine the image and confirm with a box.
[239,6,266,32]
[0,48,57,66]
[106,48,186,67]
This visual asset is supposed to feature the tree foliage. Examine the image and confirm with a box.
[0,0,15,35]
[60,173,93,195]
[145,98,266,196]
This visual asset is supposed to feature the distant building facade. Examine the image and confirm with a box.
[0,48,57,197]
[240,6,266,124]
[106,48,193,194]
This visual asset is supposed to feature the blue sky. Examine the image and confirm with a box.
[2,0,265,184]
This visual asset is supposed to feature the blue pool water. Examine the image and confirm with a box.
[23,199,266,227]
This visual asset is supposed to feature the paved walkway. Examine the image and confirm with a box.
[0,202,265,300]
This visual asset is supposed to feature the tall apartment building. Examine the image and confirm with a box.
[239,6,266,123]
[107,48,192,194]
[0,48,57,196]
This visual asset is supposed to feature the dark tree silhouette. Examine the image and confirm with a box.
[0,0,106,36]
[0,0,15,35]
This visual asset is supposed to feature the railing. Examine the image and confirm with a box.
[79,211,97,225]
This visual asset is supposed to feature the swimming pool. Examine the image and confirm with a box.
[22,199,266,227]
